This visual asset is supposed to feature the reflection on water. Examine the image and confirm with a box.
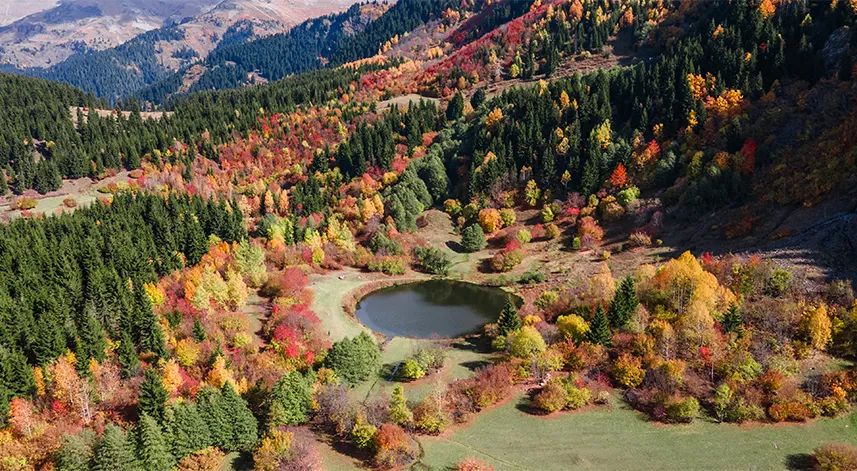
[355,280,517,338]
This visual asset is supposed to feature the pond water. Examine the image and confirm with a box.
[354,280,517,338]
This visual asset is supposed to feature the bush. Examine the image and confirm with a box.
[515,229,532,244]
[413,246,452,275]
[478,208,503,233]
[325,332,381,384]
[556,314,590,344]
[367,257,406,275]
[457,457,495,471]
[813,443,857,471]
[490,249,523,273]
[665,396,699,423]
[413,397,450,434]
[400,345,445,380]
[612,354,646,388]
[572,237,582,250]
[401,359,426,380]
[444,199,462,217]
[506,326,546,358]
[350,420,377,449]
[533,381,567,413]
[369,232,403,255]
[518,269,545,285]
[545,223,561,240]
[499,208,516,227]
[540,206,555,223]
[535,290,559,310]
[629,232,652,247]
[374,423,415,468]
[564,384,593,410]
[461,224,487,252]
[617,186,640,206]
[63,197,78,208]
[175,447,225,471]
[765,268,792,297]
[11,197,36,210]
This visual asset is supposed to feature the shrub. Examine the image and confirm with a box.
[444,199,462,217]
[535,291,559,310]
[350,419,377,449]
[253,430,293,471]
[499,208,516,227]
[765,267,792,297]
[400,345,445,380]
[11,197,36,210]
[564,384,593,410]
[175,447,225,471]
[629,232,652,247]
[616,186,640,206]
[413,396,450,434]
[515,229,532,244]
[461,224,487,252]
[506,326,546,359]
[368,257,406,275]
[63,197,78,208]
[478,208,503,233]
[572,237,582,250]
[540,206,555,223]
[490,249,523,273]
[556,314,590,344]
[665,396,699,423]
[401,359,426,380]
[545,223,561,240]
[612,354,646,388]
[518,269,545,285]
[369,232,403,255]
[457,457,494,471]
[813,443,857,471]
[413,246,452,275]
[533,380,567,413]
[374,423,415,468]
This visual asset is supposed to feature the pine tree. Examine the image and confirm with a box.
[134,414,174,471]
[118,331,140,378]
[470,88,486,109]
[268,370,313,428]
[135,289,166,358]
[220,382,258,451]
[388,384,413,426]
[498,301,522,336]
[165,402,212,460]
[92,425,139,471]
[55,430,97,471]
[196,387,230,449]
[460,224,487,252]
[721,304,743,335]
[192,317,206,342]
[138,368,168,423]
[0,385,10,426]
[446,91,465,121]
[607,276,638,329]
[77,306,108,364]
[588,305,612,346]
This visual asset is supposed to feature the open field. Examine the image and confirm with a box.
[416,397,857,471]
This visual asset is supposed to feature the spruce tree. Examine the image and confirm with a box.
[192,317,206,342]
[165,402,211,460]
[118,331,140,378]
[470,88,486,109]
[721,304,743,335]
[0,385,10,425]
[588,304,612,346]
[55,430,97,471]
[196,387,230,449]
[92,425,139,471]
[138,368,168,423]
[498,301,522,336]
[461,224,487,253]
[268,370,313,427]
[135,289,166,358]
[220,382,258,451]
[446,91,465,121]
[134,414,174,471]
[607,276,638,329]
[77,306,108,364]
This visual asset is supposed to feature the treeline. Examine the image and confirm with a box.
[0,64,384,194]
[0,193,244,386]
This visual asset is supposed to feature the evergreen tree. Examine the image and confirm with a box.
[470,88,486,109]
[721,304,743,335]
[55,430,97,471]
[0,386,9,425]
[134,414,174,471]
[388,384,413,426]
[92,425,139,471]
[192,317,206,342]
[220,382,258,451]
[135,289,166,358]
[118,331,140,378]
[324,332,381,384]
[588,304,612,346]
[267,370,314,428]
[165,402,211,460]
[196,387,231,449]
[460,224,487,252]
[446,91,465,121]
[498,300,522,336]
[607,276,638,329]
[138,368,168,423]
[76,306,108,364]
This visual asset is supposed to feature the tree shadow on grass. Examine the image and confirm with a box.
[784,453,814,470]
[445,240,467,254]
[459,360,491,372]
[379,362,404,382]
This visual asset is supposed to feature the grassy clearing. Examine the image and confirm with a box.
[309,269,372,342]
[416,397,857,471]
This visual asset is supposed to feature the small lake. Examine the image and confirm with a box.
[354,280,517,338]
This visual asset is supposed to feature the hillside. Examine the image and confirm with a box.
[1,1,857,471]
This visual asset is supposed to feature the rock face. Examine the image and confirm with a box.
[822,26,852,75]
[0,0,362,69]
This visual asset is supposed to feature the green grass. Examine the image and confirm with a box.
[309,270,372,342]
[415,397,857,471]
